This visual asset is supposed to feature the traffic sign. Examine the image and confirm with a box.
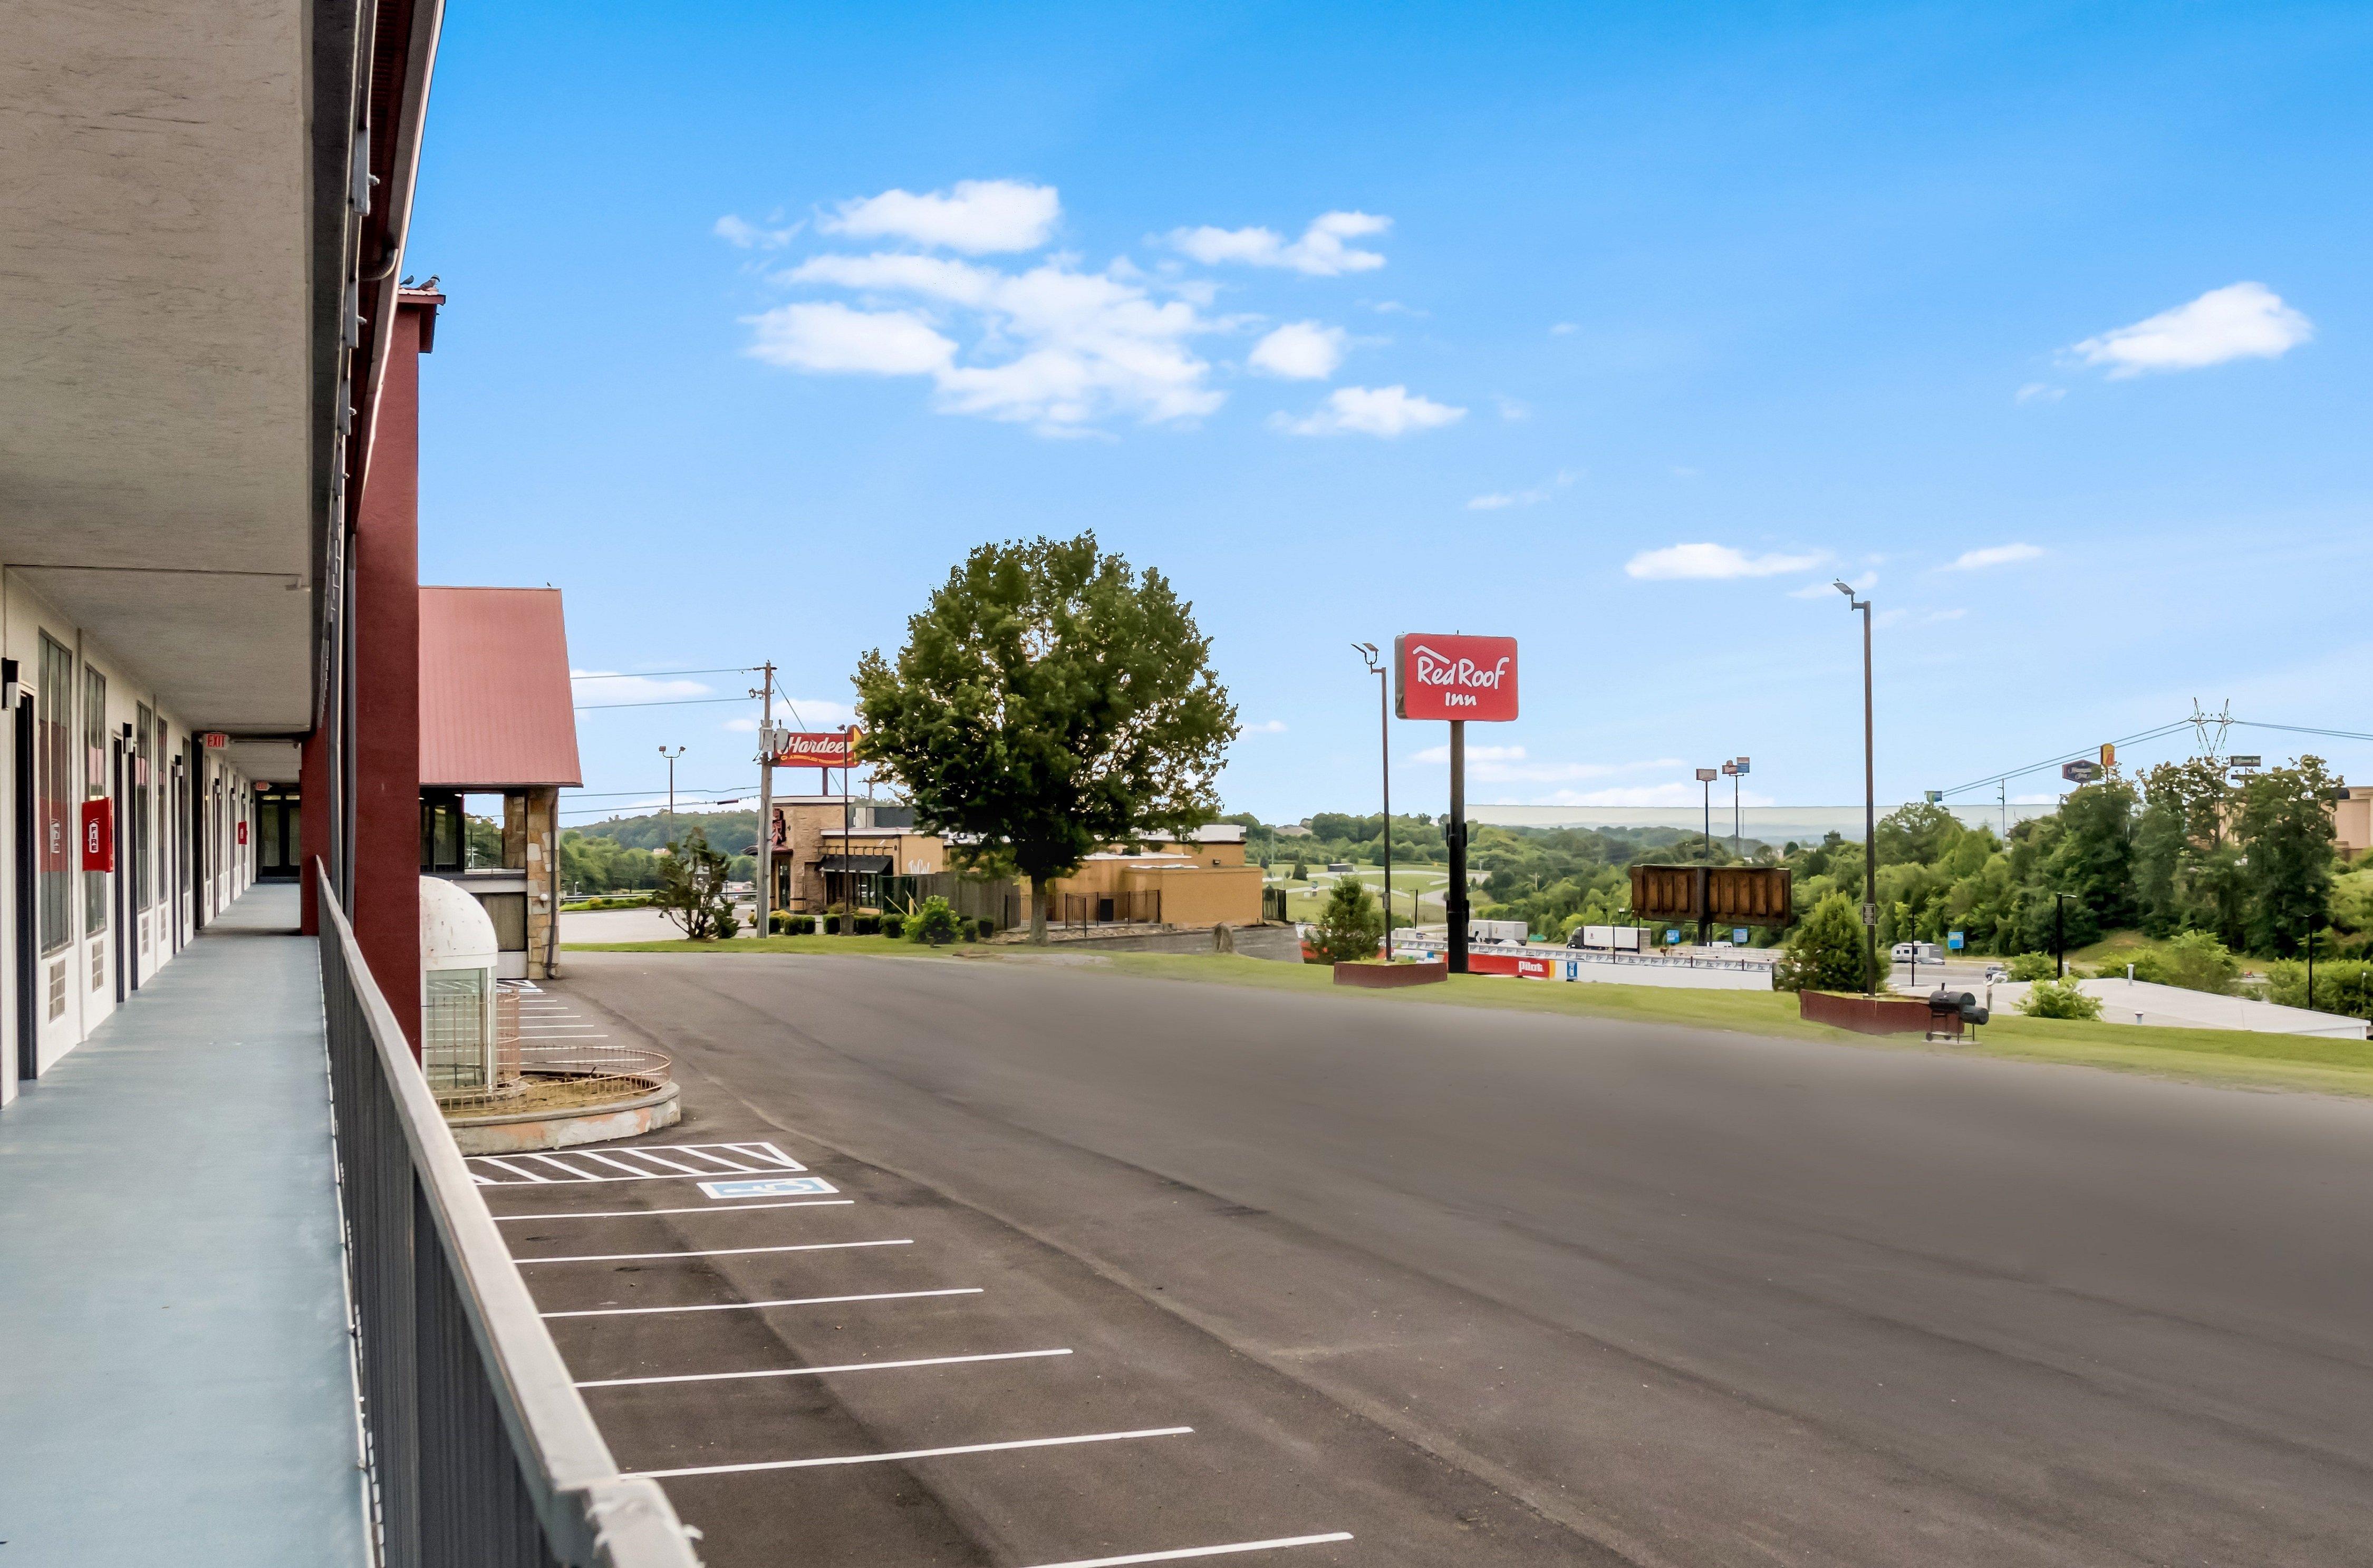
[1947,930,1965,951]
[2229,754,2262,770]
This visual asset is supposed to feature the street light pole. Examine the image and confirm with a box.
[657,746,686,838]
[1357,643,1391,958]
[1835,580,1877,995]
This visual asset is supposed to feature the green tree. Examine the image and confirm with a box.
[854,533,1238,943]
[1306,875,1384,963]
[2237,757,2338,956]
[2044,778,2138,932]
[1775,892,1867,993]
[651,827,740,940]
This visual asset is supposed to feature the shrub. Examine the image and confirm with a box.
[2099,932,2238,995]
[1775,892,1867,993]
[854,914,881,936]
[977,917,998,941]
[769,909,792,935]
[1290,858,1308,882]
[881,914,905,939]
[909,895,962,945]
[788,914,815,935]
[823,914,840,935]
[2005,951,2059,982]
[2020,977,2103,1019]
[2263,957,2373,1019]
[1306,875,1383,964]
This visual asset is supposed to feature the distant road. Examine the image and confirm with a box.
[563,951,2373,1567]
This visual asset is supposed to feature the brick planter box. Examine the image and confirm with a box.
[1799,990,1932,1035]
[1335,960,1449,989]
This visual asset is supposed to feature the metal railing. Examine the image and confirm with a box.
[316,867,702,1567]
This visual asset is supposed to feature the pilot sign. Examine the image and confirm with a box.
[1394,634,1518,722]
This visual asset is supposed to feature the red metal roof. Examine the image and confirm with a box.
[419,586,583,788]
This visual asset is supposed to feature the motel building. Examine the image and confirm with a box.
[0,7,704,1563]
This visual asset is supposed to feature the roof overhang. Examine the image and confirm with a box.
[1,0,441,734]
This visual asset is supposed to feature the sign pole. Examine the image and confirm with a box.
[1448,718,1467,975]
[755,662,776,939]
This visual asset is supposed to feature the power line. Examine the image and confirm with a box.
[1935,719,2195,800]
[571,666,758,681]
[2230,720,2373,745]
[573,695,753,712]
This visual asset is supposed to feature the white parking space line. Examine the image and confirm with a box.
[491,1199,855,1221]
[543,1287,981,1320]
[622,1426,1194,1481]
[576,1348,1074,1390]
[518,1238,912,1264]
[1018,1534,1356,1568]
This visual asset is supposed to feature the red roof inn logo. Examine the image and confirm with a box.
[1394,634,1518,722]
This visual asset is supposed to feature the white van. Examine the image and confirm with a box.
[1891,941,1946,966]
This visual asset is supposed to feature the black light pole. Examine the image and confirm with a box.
[2053,892,2071,979]
[1835,580,1877,995]
[1448,719,1469,974]
[1356,643,1392,958]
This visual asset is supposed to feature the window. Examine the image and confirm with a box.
[84,661,107,935]
[136,704,153,908]
[36,634,73,955]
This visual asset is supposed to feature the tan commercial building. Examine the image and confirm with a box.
[766,808,1263,929]
[769,798,944,914]
[2333,786,2372,858]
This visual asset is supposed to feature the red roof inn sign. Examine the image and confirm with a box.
[1394,635,1518,722]
[1394,634,1516,976]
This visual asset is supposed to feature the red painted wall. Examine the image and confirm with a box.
[350,295,435,1052]
[298,727,328,936]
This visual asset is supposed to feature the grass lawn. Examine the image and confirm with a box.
[556,936,2373,1097]
[564,934,975,958]
[1073,953,2373,1097]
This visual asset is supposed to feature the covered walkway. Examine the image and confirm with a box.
[0,884,366,1565]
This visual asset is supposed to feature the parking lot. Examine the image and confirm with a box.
[474,1112,1575,1567]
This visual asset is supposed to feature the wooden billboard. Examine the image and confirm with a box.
[1628,865,1793,928]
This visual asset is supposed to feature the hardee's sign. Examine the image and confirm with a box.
[770,729,857,768]
[1394,634,1518,722]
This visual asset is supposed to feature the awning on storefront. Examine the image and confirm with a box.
[819,855,894,875]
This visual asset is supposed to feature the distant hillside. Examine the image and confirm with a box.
[571,809,760,856]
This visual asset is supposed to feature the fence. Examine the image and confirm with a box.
[891,871,1024,931]
[316,866,701,1566]
[1059,889,1162,927]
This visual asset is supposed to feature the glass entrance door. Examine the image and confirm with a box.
[255,786,300,882]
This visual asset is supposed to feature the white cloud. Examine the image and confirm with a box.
[1548,322,1578,336]
[743,302,957,375]
[1494,394,1530,421]
[1789,570,1875,599]
[1625,543,1826,580]
[571,670,713,707]
[1168,211,1390,276]
[780,697,857,730]
[1274,384,1465,438]
[1247,321,1346,380]
[714,214,802,249]
[2015,382,2065,403]
[1467,469,1577,510]
[1365,299,1425,317]
[1241,719,1288,734]
[2070,282,2312,377]
[761,253,1220,431]
[1938,543,2043,572]
[821,179,1060,254]
[1412,743,1528,764]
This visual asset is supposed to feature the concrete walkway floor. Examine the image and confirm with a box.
[0,884,367,1565]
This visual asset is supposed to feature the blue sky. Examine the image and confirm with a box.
[408,2,2373,828]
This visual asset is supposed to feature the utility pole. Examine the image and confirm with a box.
[1357,643,1391,957]
[841,727,855,935]
[754,663,782,939]
[1835,580,1877,995]
[657,746,686,837]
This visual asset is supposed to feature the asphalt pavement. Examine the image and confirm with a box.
[527,950,2373,1567]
